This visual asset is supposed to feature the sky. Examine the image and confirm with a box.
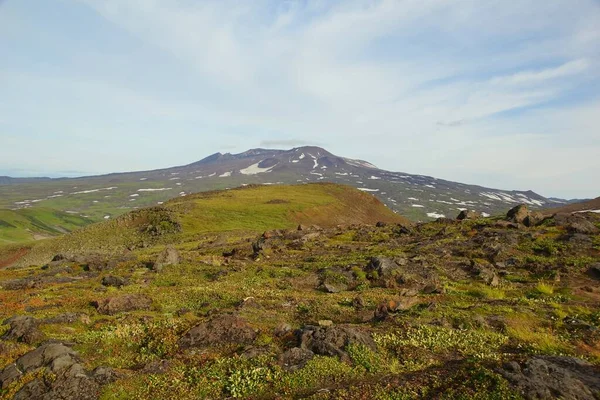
[0,0,599,199]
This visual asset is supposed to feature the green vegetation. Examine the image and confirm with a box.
[0,208,94,243]
[0,184,599,399]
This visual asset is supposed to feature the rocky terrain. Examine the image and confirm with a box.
[0,183,599,399]
[0,147,576,243]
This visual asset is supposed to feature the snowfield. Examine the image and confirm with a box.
[240,162,276,175]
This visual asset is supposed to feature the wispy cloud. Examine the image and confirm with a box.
[259,139,321,148]
[0,0,599,198]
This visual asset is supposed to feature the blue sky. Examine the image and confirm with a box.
[1,0,599,199]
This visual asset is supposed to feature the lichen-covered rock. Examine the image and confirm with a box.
[0,342,116,399]
[153,245,180,272]
[2,316,45,344]
[93,294,152,315]
[178,315,257,348]
[507,204,530,224]
[297,325,375,361]
[279,347,314,371]
[101,275,128,288]
[499,356,600,400]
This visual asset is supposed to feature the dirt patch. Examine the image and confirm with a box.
[266,199,290,204]
[0,248,29,268]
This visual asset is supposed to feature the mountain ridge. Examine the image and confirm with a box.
[0,146,587,224]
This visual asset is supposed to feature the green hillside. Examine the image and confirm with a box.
[0,208,94,244]
[0,187,599,399]
[7,183,408,267]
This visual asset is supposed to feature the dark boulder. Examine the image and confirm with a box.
[1,342,117,399]
[470,260,499,287]
[51,254,67,262]
[352,296,366,310]
[507,204,530,224]
[457,210,481,220]
[297,325,375,361]
[43,313,84,324]
[587,263,600,280]
[394,225,413,235]
[101,275,128,288]
[365,256,407,278]
[178,315,257,348]
[499,356,600,400]
[2,316,45,344]
[279,347,314,371]
[523,212,545,227]
[554,214,599,235]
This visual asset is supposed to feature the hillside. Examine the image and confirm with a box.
[0,208,93,244]
[6,183,408,267]
[0,146,567,224]
[542,196,600,216]
[0,187,599,399]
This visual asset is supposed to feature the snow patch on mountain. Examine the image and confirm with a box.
[343,158,378,169]
[427,212,445,218]
[240,162,276,175]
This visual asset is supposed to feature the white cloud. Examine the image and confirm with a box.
[0,0,598,198]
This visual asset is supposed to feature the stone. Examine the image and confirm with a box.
[554,214,600,235]
[274,323,292,337]
[457,210,481,220]
[101,275,128,288]
[321,283,347,293]
[365,256,407,278]
[373,302,390,322]
[470,260,499,287]
[421,283,444,294]
[507,204,530,224]
[2,316,45,344]
[178,315,257,348]
[352,296,366,310]
[279,347,314,371]
[141,360,171,375]
[394,225,413,235]
[587,263,600,280]
[153,245,180,272]
[499,356,600,400]
[297,325,376,361]
[523,212,544,227]
[93,294,152,315]
[43,313,82,324]
[2,342,117,399]
[0,364,22,389]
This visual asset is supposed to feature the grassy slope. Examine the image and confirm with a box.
[0,196,599,398]
[6,183,408,267]
[0,208,94,244]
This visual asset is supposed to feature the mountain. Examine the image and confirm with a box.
[0,146,573,224]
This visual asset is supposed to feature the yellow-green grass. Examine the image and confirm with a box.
[0,208,94,244]
[3,183,407,268]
